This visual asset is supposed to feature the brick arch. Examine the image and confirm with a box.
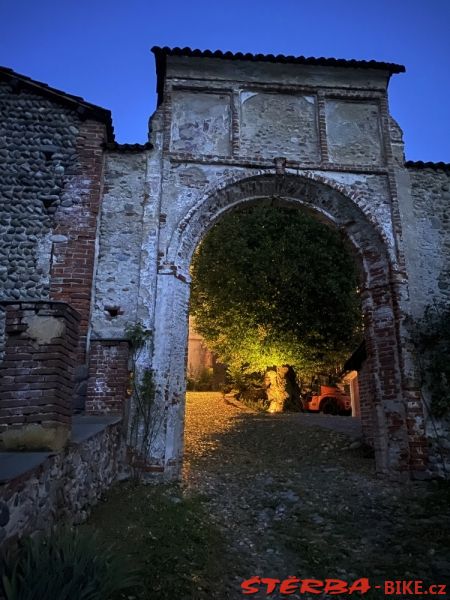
[152,173,425,481]
[165,172,397,279]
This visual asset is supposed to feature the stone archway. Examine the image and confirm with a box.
[150,173,425,480]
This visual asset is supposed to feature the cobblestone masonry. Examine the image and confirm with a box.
[0,81,77,360]
[1,51,450,484]
[0,69,111,409]
[0,82,78,304]
[0,418,125,550]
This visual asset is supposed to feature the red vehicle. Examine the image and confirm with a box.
[304,383,351,415]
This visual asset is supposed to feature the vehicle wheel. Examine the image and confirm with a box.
[321,397,339,415]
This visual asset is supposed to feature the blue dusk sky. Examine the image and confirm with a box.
[1,0,449,162]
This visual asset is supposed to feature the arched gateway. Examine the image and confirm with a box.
[4,47,448,486]
[151,171,422,479]
[87,47,435,480]
[2,48,450,550]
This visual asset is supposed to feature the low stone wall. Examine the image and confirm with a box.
[0,417,127,549]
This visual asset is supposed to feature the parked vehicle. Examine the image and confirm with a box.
[304,383,351,415]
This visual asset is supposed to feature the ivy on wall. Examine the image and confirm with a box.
[409,303,450,418]
[125,322,162,476]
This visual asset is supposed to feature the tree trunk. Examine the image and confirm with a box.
[264,365,301,412]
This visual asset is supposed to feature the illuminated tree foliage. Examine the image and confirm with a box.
[190,205,362,407]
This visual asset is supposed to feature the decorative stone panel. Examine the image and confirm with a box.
[239,92,319,161]
[0,301,80,451]
[170,91,231,156]
[325,100,383,165]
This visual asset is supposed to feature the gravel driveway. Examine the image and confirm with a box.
[182,392,450,599]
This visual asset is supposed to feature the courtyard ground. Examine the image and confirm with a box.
[86,392,450,599]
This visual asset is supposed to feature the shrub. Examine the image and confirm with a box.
[186,367,215,391]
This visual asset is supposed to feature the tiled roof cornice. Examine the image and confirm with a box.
[103,141,153,153]
[152,46,405,105]
[405,160,450,171]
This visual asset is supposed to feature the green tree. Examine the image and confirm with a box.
[190,205,361,411]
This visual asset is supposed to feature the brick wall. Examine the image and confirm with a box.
[49,120,107,364]
[0,301,80,450]
[358,359,374,447]
[86,340,130,414]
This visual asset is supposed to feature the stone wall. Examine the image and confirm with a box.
[0,81,79,304]
[400,165,450,477]
[0,72,111,410]
[402,166,450,315]
[0,81,77,361]
[90,150,149,340]
[0,418,125,549]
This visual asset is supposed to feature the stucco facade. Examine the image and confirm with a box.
[1,49,449,482]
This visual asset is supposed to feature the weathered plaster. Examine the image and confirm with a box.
[91,151,149,339]
[325,100,383,165]
[3,52,449,482]
[88,53,438,480]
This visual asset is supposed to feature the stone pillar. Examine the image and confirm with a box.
[86,339,130,415]
[0,301,80,451]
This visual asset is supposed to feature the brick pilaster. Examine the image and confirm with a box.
[0,301,80,450]
[49,120,107,364]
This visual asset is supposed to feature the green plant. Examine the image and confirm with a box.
[84,482,228,600]
[125,322,162,477]
[187,367,215,391]
[1,527,139,600]
[190,205,362,409]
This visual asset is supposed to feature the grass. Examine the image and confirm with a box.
[82,482,229,600]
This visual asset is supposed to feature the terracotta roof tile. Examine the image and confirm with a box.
[152,46,405,105]
[104,142,153,152]
[405,160,450,171]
